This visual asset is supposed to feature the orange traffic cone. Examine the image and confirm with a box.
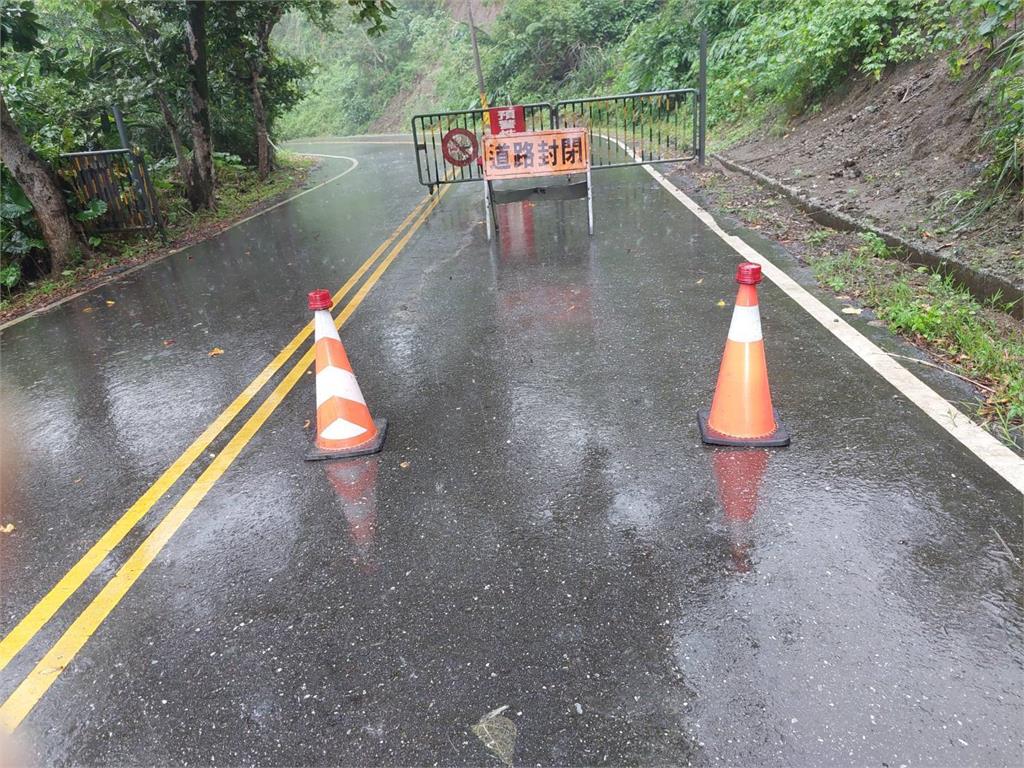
[698,263,790,447]
[305,289,387,460]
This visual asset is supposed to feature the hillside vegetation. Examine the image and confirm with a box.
[276,0,1021,197]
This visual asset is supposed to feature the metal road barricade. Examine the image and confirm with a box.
[412,89,702,192]
[411,85,707,238]
[553,89,699,168]
[60,148,163,234]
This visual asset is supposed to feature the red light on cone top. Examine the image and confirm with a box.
[307,289,332,311]
[736,262,762,285]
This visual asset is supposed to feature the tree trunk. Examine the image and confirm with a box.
[155,90,195,194]
[249,11,282,180]
[0,94,85,277]
[184,0,214,210]
[249,61,273,179]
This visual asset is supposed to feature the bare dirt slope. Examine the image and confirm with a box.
[369,63,443,133]
[722,55,1023,298]
[369,0,503,133]
[445,0,503,27]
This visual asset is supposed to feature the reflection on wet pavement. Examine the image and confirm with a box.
[324,459,380,573]
[712,449,770,573]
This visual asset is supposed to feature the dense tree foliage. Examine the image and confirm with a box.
[0,0,394,292]
[275,0,468,137]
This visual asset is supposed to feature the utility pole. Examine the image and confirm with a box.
[111,103,132,152]
[466,2,487,111]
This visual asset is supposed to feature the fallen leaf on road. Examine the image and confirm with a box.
[0,523,14,534]
[716,300,727,307]
[399,461,410,469]
[302,419,311,429]
[208,347,225,357]
[82,307,93,313]
[163,339,175,347]
[472,706,516,767]
[105,300,115,306]
[841,306,862,315]
[696,278,704,285]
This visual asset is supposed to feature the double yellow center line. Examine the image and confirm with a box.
[0,178,451,731]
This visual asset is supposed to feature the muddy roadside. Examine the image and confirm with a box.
[718,55,1022,309]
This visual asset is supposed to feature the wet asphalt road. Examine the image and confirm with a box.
[0,138,1022,767]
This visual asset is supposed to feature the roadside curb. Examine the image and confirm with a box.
[711,153,1023,319]
[0,158,345,333]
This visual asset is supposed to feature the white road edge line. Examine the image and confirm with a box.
[272,137,361,159]
[0,156,360,333]
[287,150,371,159]
[216,155,359,230]
[277,142,410,158]
[280,133,410,144]
[612,138,1024,494]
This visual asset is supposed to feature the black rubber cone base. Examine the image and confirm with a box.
[305,418,388,461]
[698,409,790,447]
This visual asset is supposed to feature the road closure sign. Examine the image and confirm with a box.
[482,128,589,180]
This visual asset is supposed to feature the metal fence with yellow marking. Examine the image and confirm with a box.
[59,148,163,234]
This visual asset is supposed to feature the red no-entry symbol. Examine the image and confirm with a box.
[441,128,478,167]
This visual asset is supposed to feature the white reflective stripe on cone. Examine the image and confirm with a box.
[321,418,368,441]
[316,366,366,408]
[727,304,763,343]
[314,309,339,341]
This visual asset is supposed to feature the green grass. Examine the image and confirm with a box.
[812,250,872,292]
[805,228,834,247]
[808,233,1024,440]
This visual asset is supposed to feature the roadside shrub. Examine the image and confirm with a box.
[705,0,950,120]
[0,165,106,296]
[0,167,45,296]
[484,0,659,102]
